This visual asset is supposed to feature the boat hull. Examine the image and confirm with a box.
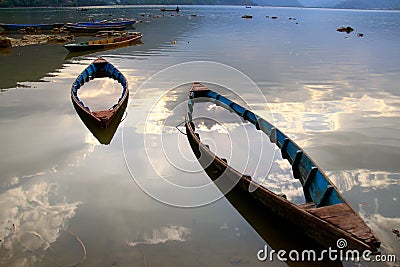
[64,32,142,52]
[64,24,127,33]
[72,92,128,144]
[0,23,64,31]
[73,20,135,27]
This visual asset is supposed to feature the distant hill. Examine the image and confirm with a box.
[0,0,256,7]
[1,0,398,9]
[334,0,400,9]
[298,0,341,7]
[126,0,255,5]
[253,0,303,7]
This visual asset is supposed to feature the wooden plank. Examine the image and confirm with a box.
[309,208,353,220]
[190,82,209,92]
[307,203,352,216]
[325,216,366,231]
[306,203,376,244]
[297,202,316,210]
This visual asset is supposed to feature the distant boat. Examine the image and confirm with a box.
[161,6,179,12]
[76,7,89,11]
[185,82,381,254]
[64,32,142,52]
[246,6,252,8]
[0,23,64,32]
[71,57,128,128]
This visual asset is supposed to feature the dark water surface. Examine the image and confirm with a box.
[0,5,399,266]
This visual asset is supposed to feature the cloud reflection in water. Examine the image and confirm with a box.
[0,182,81,266]
[126,225,191,247]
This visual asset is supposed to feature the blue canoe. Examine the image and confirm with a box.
[185,82,380,254]
[0,23,64,31]
[64,20,135,33]
[72,20,135,27]
[71,57,128,128]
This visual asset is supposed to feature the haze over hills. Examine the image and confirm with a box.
[297,0,341,7]
[252,0,303,7]
[0,0,254,7]
[298,0,400,9]
[334,0,400,9]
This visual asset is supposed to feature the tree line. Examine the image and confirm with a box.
[0,0,254,7]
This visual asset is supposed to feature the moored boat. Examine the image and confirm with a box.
[64,24,129,34]
[0,23,64,32]
[161,6,180,12]
[70,20,135,27]
[185,82,381,254]
[64,32,142,52]
[71,57,128,128]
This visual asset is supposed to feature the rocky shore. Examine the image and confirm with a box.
[0,34,74,49]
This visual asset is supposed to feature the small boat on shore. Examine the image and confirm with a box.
[71,57,128,128]
[64,32,142,52]
[0,23,64,32]
[185,82,381,254]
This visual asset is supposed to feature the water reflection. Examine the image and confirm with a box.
[361,208,400,258]
[64,38,144,60]
[329,170,400,193]
[126,225,191,247]
[72,94,127,145]
[0,5,399,266]
[0,182,81,266]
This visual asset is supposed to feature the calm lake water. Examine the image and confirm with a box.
[0,5,399,267]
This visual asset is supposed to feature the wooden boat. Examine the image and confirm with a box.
[64,20,135,33]
[64,24,128,34]
[64,32,142,52]
[161,6,180,12]
[185,82,381,254]
[71,20,135,27]
[0,23,64,31]
[71,57,128,128]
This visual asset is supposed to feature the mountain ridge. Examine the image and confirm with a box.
[0,0,399,9]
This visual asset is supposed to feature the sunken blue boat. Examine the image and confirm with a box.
[0,23,64,31]
[185,82,380,254]
[71,57,128,128]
